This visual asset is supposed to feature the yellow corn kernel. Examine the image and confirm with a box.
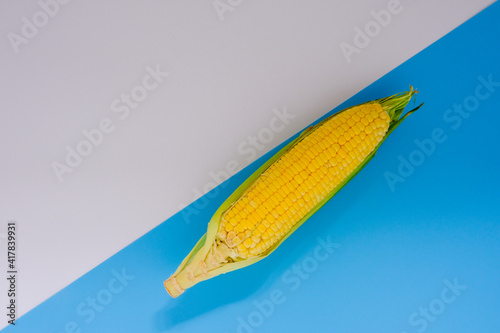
[218,103,390,259]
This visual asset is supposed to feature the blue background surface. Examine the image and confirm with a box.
[5,2,500,332]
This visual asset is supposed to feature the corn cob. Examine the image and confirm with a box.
[165,88,422,297]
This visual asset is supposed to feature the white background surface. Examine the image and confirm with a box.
[0,0,494,326]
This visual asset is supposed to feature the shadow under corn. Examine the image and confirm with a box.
[152,170,373,332]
